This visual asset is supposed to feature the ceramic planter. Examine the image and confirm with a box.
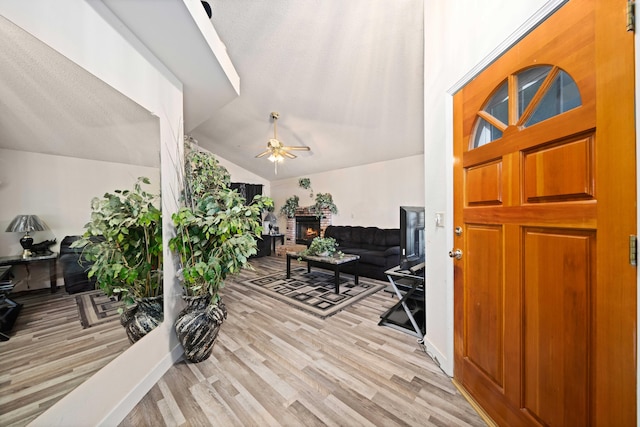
[174,295,227,363]
[119,295,164,344]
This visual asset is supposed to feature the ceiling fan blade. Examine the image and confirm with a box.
[282,146,310,151]
[283,151,297,159]
[255,150,271,158]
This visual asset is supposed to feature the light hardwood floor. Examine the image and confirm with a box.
[0,255,485,427]
[121,256,486,427]
[0,282,129,426]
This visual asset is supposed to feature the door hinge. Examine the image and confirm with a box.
[630,235,637,266]
[628,0,636,32]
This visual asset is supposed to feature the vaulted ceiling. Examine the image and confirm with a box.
[192,0,424,180]
[0,1,424,181]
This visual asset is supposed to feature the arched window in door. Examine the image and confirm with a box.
[471,65,582,149]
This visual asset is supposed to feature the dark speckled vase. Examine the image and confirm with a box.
[120,296,164,344]
[174,295,227,363]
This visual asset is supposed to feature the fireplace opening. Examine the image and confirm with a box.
[295,216,320,245]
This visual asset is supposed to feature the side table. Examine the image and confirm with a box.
[269,233,285,254]
[0,252,58,293]
[0,265,22,341]
[379,266,425,338]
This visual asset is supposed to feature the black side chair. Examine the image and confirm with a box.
[58,235,99,294]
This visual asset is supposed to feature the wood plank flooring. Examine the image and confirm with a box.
[121,256,486,427]
[0,284,129,426]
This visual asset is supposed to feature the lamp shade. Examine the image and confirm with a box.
[263,212,277,224]
[5,215,49,233]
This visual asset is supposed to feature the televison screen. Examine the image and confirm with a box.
[400,206,425,269]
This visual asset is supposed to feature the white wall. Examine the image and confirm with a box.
[217,155,271,196]
[0,1,186,425]
[0,148,160,291]
[269,155,425,231]
[423,0,554,375]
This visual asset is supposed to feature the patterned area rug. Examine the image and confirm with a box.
[243,267,385,318]
[75,290,123,328]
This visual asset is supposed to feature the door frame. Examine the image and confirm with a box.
[441,0,639,417]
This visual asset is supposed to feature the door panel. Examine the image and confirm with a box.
[452,0,636,425]
[522,135,595,202]
[466,161,503,205]
[465,224,504,386]
[522,229,593,426]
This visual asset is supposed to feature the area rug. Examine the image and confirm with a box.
[243,267,385,318]
[75,290,123,328]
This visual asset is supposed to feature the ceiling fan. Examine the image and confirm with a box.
[256,112,310,174]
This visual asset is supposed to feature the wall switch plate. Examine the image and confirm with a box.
[435,212,444,227]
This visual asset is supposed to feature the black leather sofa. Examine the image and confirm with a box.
[58,235,98,294]
[323,225,400,281]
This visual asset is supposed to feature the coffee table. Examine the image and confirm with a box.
[286,252,360,294]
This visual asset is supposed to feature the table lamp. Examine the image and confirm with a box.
[5,214,49,258]
[263,211,278,234]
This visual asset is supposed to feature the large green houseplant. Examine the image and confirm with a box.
[72,176,163,343]
[170,138,273,362]
[170,190,272,303]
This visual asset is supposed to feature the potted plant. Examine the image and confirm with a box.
[72,177,163,343]
[280,195,299,218]
[301,236,342,257]
[281,177,338,218]
[298,177,313,198]
[313,192,338,217]
[170,138,273,362]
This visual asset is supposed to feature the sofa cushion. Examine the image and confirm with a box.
[323,225,401,281]
[384,246,400,256]
[358,250,387,267]
[350,226,366,246]
[325,226,351,246]
[383,228,400,246]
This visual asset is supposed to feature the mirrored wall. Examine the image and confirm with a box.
[0,15,161,423]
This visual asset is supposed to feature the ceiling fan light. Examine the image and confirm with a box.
[257,112,308,174]
[268,153,284,162]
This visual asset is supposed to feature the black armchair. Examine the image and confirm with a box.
[58,235,97,294]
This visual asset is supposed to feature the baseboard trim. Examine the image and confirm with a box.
[102,343,184,425]
[452,379,498,427]
[30,322,184,427]
[423,337,452,376]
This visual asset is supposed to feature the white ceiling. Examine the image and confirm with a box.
[0,14,160,168]
[0,0,424,181]
[197,0,424,180]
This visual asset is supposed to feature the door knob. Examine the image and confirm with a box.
[449,249,462,259]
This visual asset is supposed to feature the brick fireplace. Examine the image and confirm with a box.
[285,207,332,246]
[295,216,320,245]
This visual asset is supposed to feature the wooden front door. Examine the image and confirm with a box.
[452,0,636,425]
